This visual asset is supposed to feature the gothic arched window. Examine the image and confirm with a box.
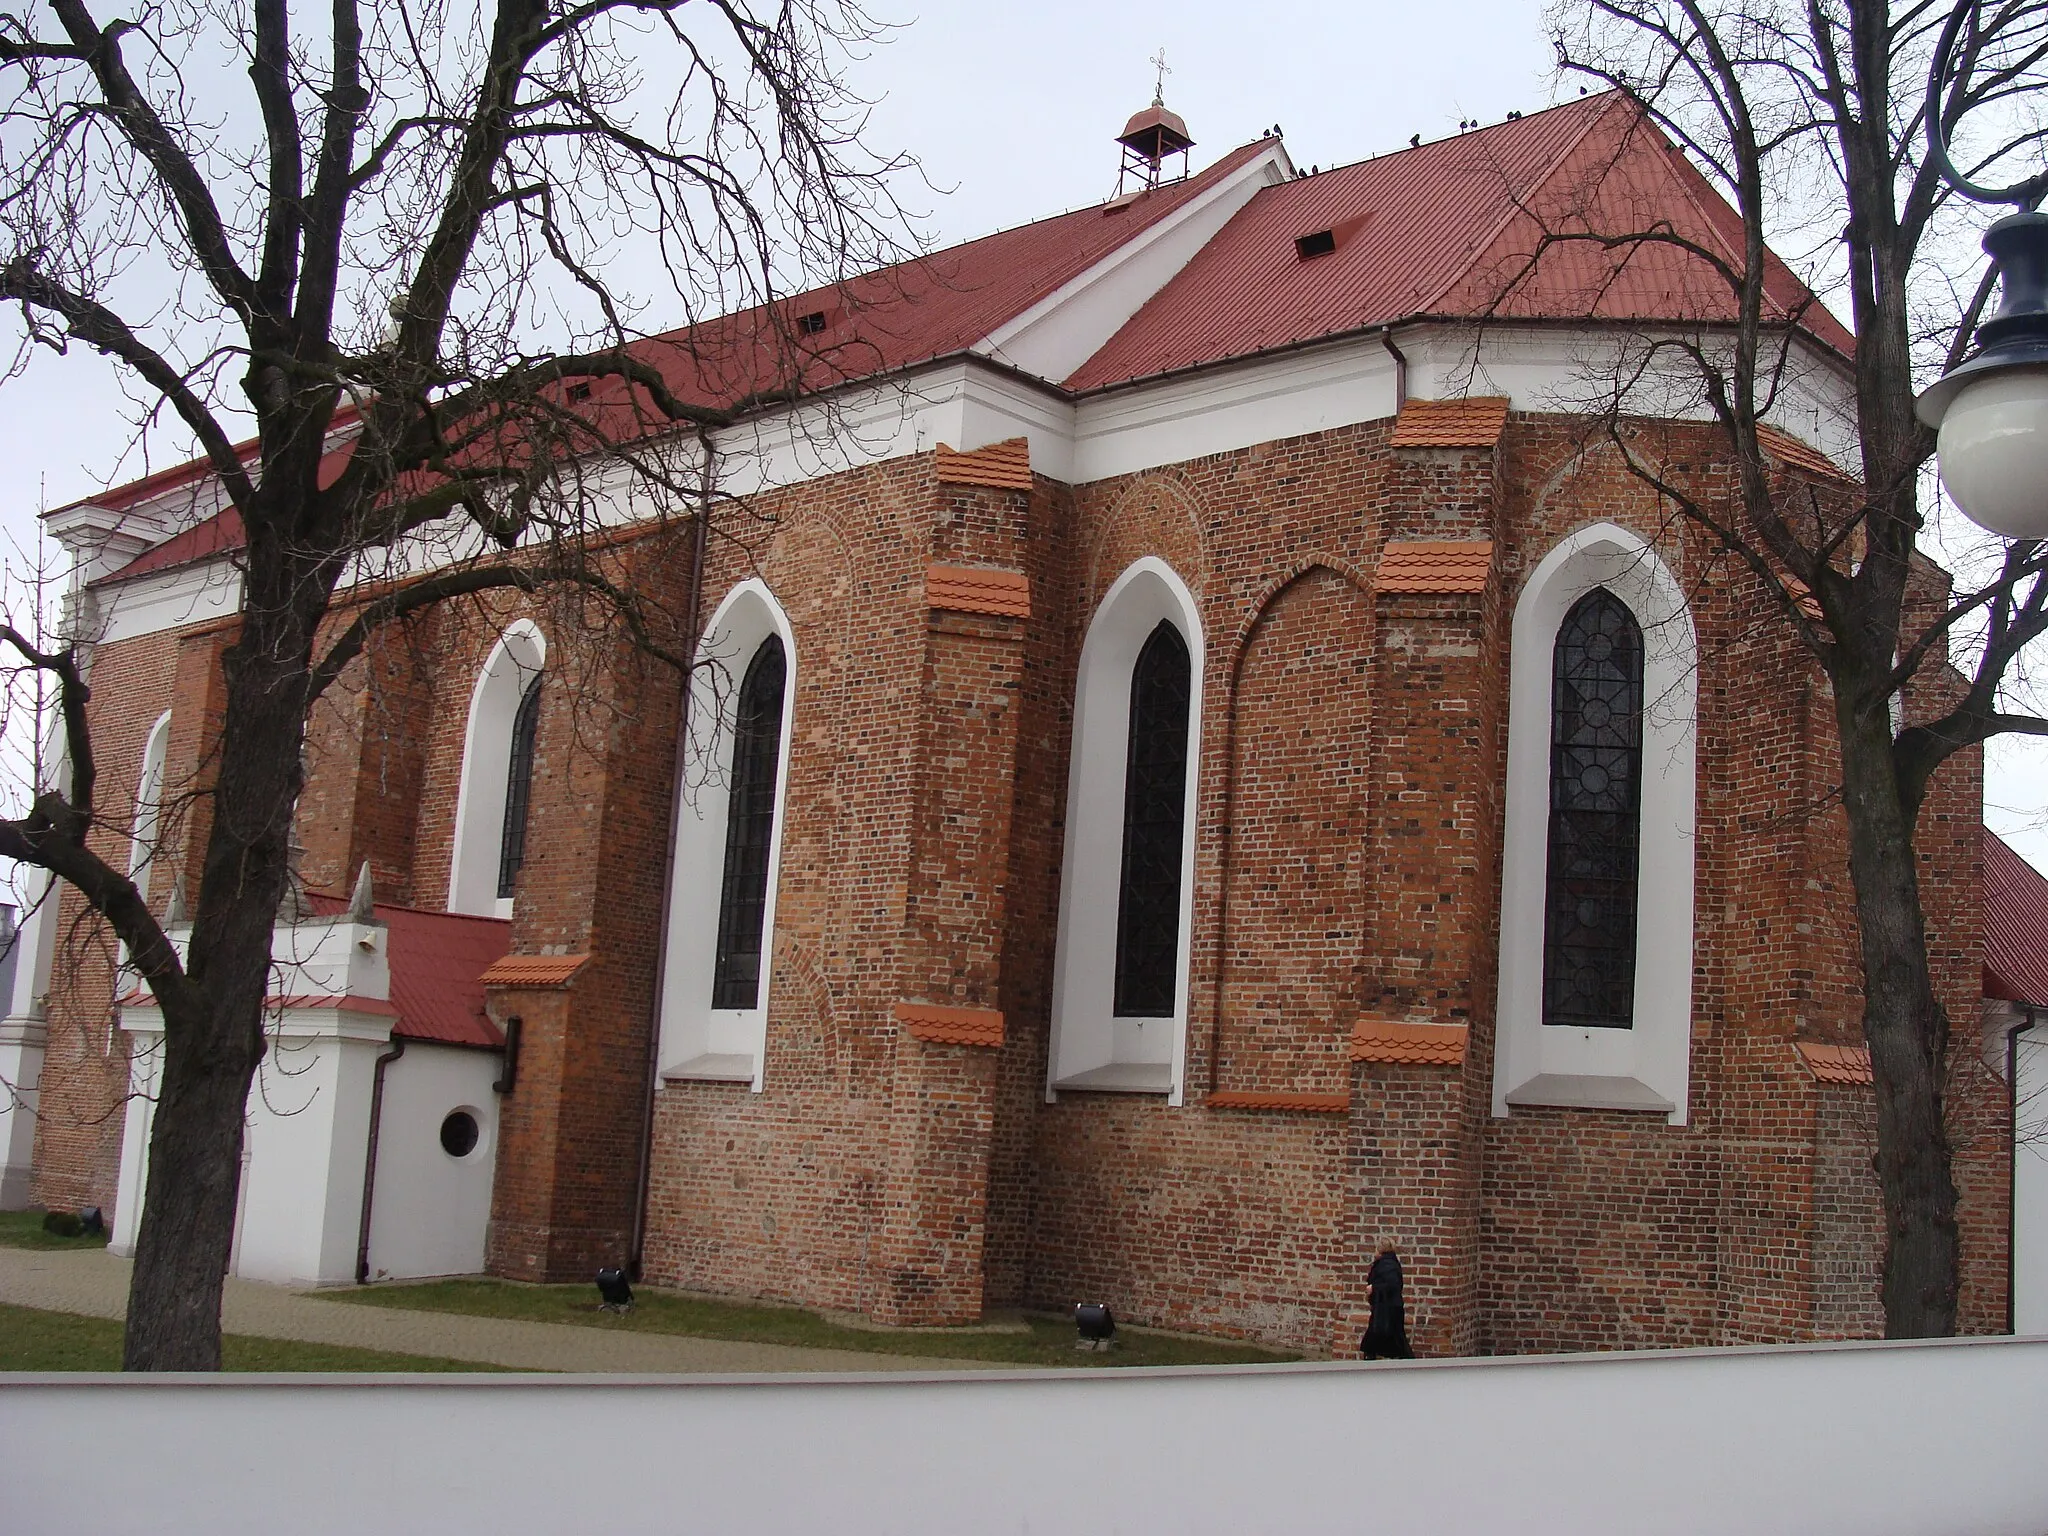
[495,676,543,900]
[1542,589,1644,1029]
[711,635,788,1010]
[1113,620,1192,1017]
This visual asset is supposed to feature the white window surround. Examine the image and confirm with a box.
[130,711,172,904]
[1046,557,1205,1105]
[656,580,796,1091]
[1492,522,1698,1125]
[448,622,546,919]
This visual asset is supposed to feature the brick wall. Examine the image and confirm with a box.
[28,622,188,1217]
[27,405,2008,1355]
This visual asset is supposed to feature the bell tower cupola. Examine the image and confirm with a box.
[1115,49,1194,194]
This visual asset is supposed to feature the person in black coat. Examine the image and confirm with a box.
[1359,1240,1413,1360]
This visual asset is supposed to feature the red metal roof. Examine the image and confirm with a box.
[79,99,1854,587]
[109,507,246,584]
[85,145,1269,589]
[382,903,511,1048]
[307,894,511,1048]
[562,136,1276,425]
[1985,827,2048,1008]
[1069,95,1852,390]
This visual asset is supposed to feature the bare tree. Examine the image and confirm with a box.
[1532,0,2048,1335]
[0,0,913,1368]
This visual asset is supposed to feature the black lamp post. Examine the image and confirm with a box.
[1912,1,2048,541]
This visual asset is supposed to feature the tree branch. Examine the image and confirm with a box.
[0,259,256,507]
[47,0,260,322]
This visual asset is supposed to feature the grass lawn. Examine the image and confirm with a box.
[328,1279,1298,1368]
[0,1209,111,1252]
[0,1302,513,1372]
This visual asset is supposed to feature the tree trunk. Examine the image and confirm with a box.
[1836,693,1959,1338]
[121,1017,262,1369]
[121,543,328,1369]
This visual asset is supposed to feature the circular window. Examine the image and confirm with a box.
[439,1110,481,1159]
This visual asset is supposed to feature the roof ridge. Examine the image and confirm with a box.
[1414,93,1623,317]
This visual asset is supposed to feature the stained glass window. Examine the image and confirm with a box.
[712,635,787,1010]
[496,675,543,900]
[1113,620,1192,1017]
[1542,589,1644,1029]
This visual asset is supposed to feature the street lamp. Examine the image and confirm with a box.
[1912,2,2048,541]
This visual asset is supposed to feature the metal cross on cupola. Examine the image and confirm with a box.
[1115,49,1195,196]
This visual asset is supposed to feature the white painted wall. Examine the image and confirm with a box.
[2014,1011,2048,1334]
[0,877,52,1208]
[238,1023,387,1285]
[116,1005,394,1287]
[0,1011,40,1210]
[363,1043,500,1282]
[113,911,495,1286]
[4,1337,2047,1536]
[89,558,243,645]
[75,317,1863,657]
[1046,558,1203,1103]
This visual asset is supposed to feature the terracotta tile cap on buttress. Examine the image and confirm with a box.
[1756,423,1856,483]
[1377,540,1494,594]
[933,437,1034,490]
[479,953,591,988]
[893,1002,1005,1048]
[1350,1018,1468,1066]
[1387,396,1509,449]
[926,564,1032,619]
[1795,1041,1873,1085]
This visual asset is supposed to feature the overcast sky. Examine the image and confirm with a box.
[0,0,2039,867]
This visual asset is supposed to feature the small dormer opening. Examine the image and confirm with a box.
[1295,229,1338,260]
[796,310,829,336]
[565,381,593,402]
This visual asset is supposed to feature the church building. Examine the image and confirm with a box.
[8,92,2008,1354]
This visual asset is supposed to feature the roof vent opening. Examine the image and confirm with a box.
[1294,228,1337,260]
[796,309,829,336]
[565,381,593,402]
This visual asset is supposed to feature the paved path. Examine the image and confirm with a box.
[0,1246,988,1373]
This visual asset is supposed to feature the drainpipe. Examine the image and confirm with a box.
[356,1036,406,1284]
[492,1016,522,1095]
[1380,328,1409,408]
[2009,1004,2039,1335]
[628,438,714,1281]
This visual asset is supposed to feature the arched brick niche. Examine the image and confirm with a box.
[1213,565,1373,1099]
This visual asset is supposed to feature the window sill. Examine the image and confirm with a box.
[661,1053,756,1084]
[1503,1073,1675,1114]
[1051,1062,1173,1095]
